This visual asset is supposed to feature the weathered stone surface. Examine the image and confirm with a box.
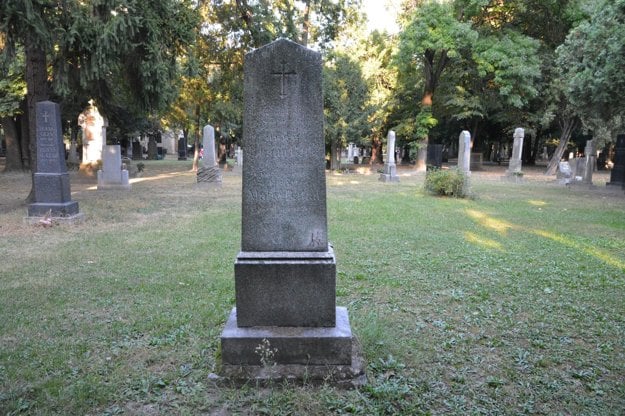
[197,124,222,184]
[235,249,336,327]
[379,130,399,183]
[221,307,352,366]
[458,130,471,175]
[507,128,524,174]
[98,145,131,190]
[221,38,353,377]
[28,101,81,218]
[241,38,327,252]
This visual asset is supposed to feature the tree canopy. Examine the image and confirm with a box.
[1,0,624,179]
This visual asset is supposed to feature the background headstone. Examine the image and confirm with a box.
[607,134,625,187]
[132,141,143,160]
[426,144,443,169]
[197,124,222,183]
[221,38,354,378]
[557,161,573,184]
[97,145,130,190]
[177,136,187,160]
[78,102,104,163]
[379,130,399,182]
[583,139,596,185]
[458,130,471,175]
[28,101,81,218]
[507,128,525,175]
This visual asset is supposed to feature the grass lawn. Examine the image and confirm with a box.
[0,160,624,415]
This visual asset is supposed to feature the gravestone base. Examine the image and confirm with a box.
[27,201,81,217]
[220,307,362,385]
[97,170,131,190]
[235,250,336,327]
[379,164,399,183]
[502,172,525,183]
[24,211,85,225]
[197,166,223,183]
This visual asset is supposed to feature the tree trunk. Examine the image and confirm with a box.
[2,116,24,171]
[19,102,30,169]
[330,139,340,170]
[545,117,577,175]
[24,35,49,202]
[371,136,383,165]
[192,137,200,172]
[301,0,311,46]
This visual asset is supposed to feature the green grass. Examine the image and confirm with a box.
[1,161,624,415]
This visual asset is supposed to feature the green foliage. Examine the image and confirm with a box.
[0,49,25,118]
[323,51,372,150]
[424,167,467,197]
[472,29,541,108]
[556,0,625,129]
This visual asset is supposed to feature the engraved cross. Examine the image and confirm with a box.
[42,111,50,123]
[271,62,296,99]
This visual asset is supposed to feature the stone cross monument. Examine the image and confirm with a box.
[220,38,357,382]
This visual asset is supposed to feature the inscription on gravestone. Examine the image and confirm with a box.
[241,38,327,252]
[28,101,81,218]
[221,39,354,376]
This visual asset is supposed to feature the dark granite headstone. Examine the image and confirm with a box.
[177,137,187,160]
[132,141,143,160]
[28,101,81,217]
[607,134,625,187]
[221,38,355,380]
[427,144,443,169]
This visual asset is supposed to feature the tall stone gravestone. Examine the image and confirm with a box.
[177,136,187,160]
[197,124,222,183]
[97,145,131,190]
[607,134,625,188]
[582,139,596,186]
[458,130,471,176]
[132,141,143,160]
[28,101,82,220]
[379,130,399,182]
[506,128,524,175]
[220,38,356,381]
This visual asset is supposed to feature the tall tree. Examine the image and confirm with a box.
[395,0,477,170]
[556,0,625,137]
[323,51,371,170]
[0,0,197,198]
